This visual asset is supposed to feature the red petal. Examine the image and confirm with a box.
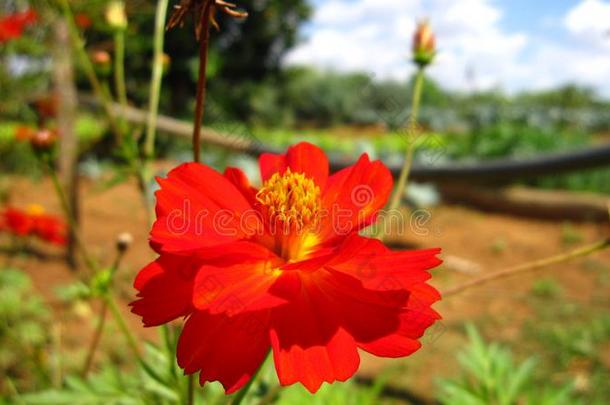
[32,215,67,245]
[130,255,196,326]
[270,324,360,393]
[328,234,442,291]
[4,208,34,236]
[224,167,259,206]
[177,310,270,394]
[193,247,286,315]
[358,294,441,358]
[270,269,407,392]
[319,154,392,241]
[358,281,442,358]
[259,142,329,187]
[151,163,262,254]
[357,332,422,358]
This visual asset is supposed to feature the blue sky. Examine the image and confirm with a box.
[285,0,610,95]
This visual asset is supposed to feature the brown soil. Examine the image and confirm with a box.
[2,174,610,399]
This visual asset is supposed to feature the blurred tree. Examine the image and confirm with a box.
[517,84,600,108]
[157,0,312,119]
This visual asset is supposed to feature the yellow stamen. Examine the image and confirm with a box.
[26,204,45,216]
[256,168,321,234]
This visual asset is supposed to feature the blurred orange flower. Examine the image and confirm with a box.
[1,205,67,246]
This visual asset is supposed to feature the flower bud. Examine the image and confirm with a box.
[30,129,57,151]
[116,232,133,252]
[412,20,436,68]
[105,1,127,30]
[161,53,171,74]
[91,50,111,76]
[75,13,92,30]
[34,94,59,120]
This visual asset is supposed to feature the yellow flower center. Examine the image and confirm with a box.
[26,204,45,216]
[256,168,321,234]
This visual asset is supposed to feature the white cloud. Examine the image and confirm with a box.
[564,0,610,49]
[285,0,529,92]
[284,0,610,96]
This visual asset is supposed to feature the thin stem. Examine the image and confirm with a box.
[140,0,170,224]
[231,350,270,405]
[443,238,610,297]
[114,29,128,133]
[57,0,122,141]
[192,3,213,163]
[145,0,169,161]
[46,157,98,272]
[387,67,425,212]
[187,374,195,405]
[81,246,126,377]
[107,295,142,363]
[81,303,108,377]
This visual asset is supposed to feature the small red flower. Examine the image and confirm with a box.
[131,142,442,393]
[75,13,92,29]
[0,9,37,43]
[14,126,36,141]
[3,207,34,236]
[31,214,67,246]
[1,205,67,245]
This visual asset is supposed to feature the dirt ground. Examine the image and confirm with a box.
[2,173,610,400]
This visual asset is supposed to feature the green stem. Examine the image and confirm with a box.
[114,29,128,133]
[57,0,122,141]
[387,67,425,212]
[187,373,195,405]
[140,0,170,224]
[81,302,108,377]
[46,157,98,272]
[144,0,169,162]
[107,295,143,363]
[81,247,126,377]
[231,351,270,405]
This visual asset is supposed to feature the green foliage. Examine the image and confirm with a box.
[444,122,590,160]
[20,327,224,405]
[276,378,386,405]
[0,114,107,174]
[560,223,584,246]
[0,268,51,396]
[437,325,578,405]
[531,279,563,299]
[525,297,610,404]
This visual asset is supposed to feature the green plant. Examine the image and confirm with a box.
[437,325,578,405]
[19,327,224,405]
[0,268,51,397]
[561,223,584,246]
[531,279,563,298]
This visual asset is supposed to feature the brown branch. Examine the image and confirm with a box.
[192,2,213,163]
[443,238,610,297]
[53,19,80,270]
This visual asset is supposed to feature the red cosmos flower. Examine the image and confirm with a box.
[0,9,37,43]
[3,207,34,236]
[31,214,67,245]
[1,205,67,245]
[131,142,442,393]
